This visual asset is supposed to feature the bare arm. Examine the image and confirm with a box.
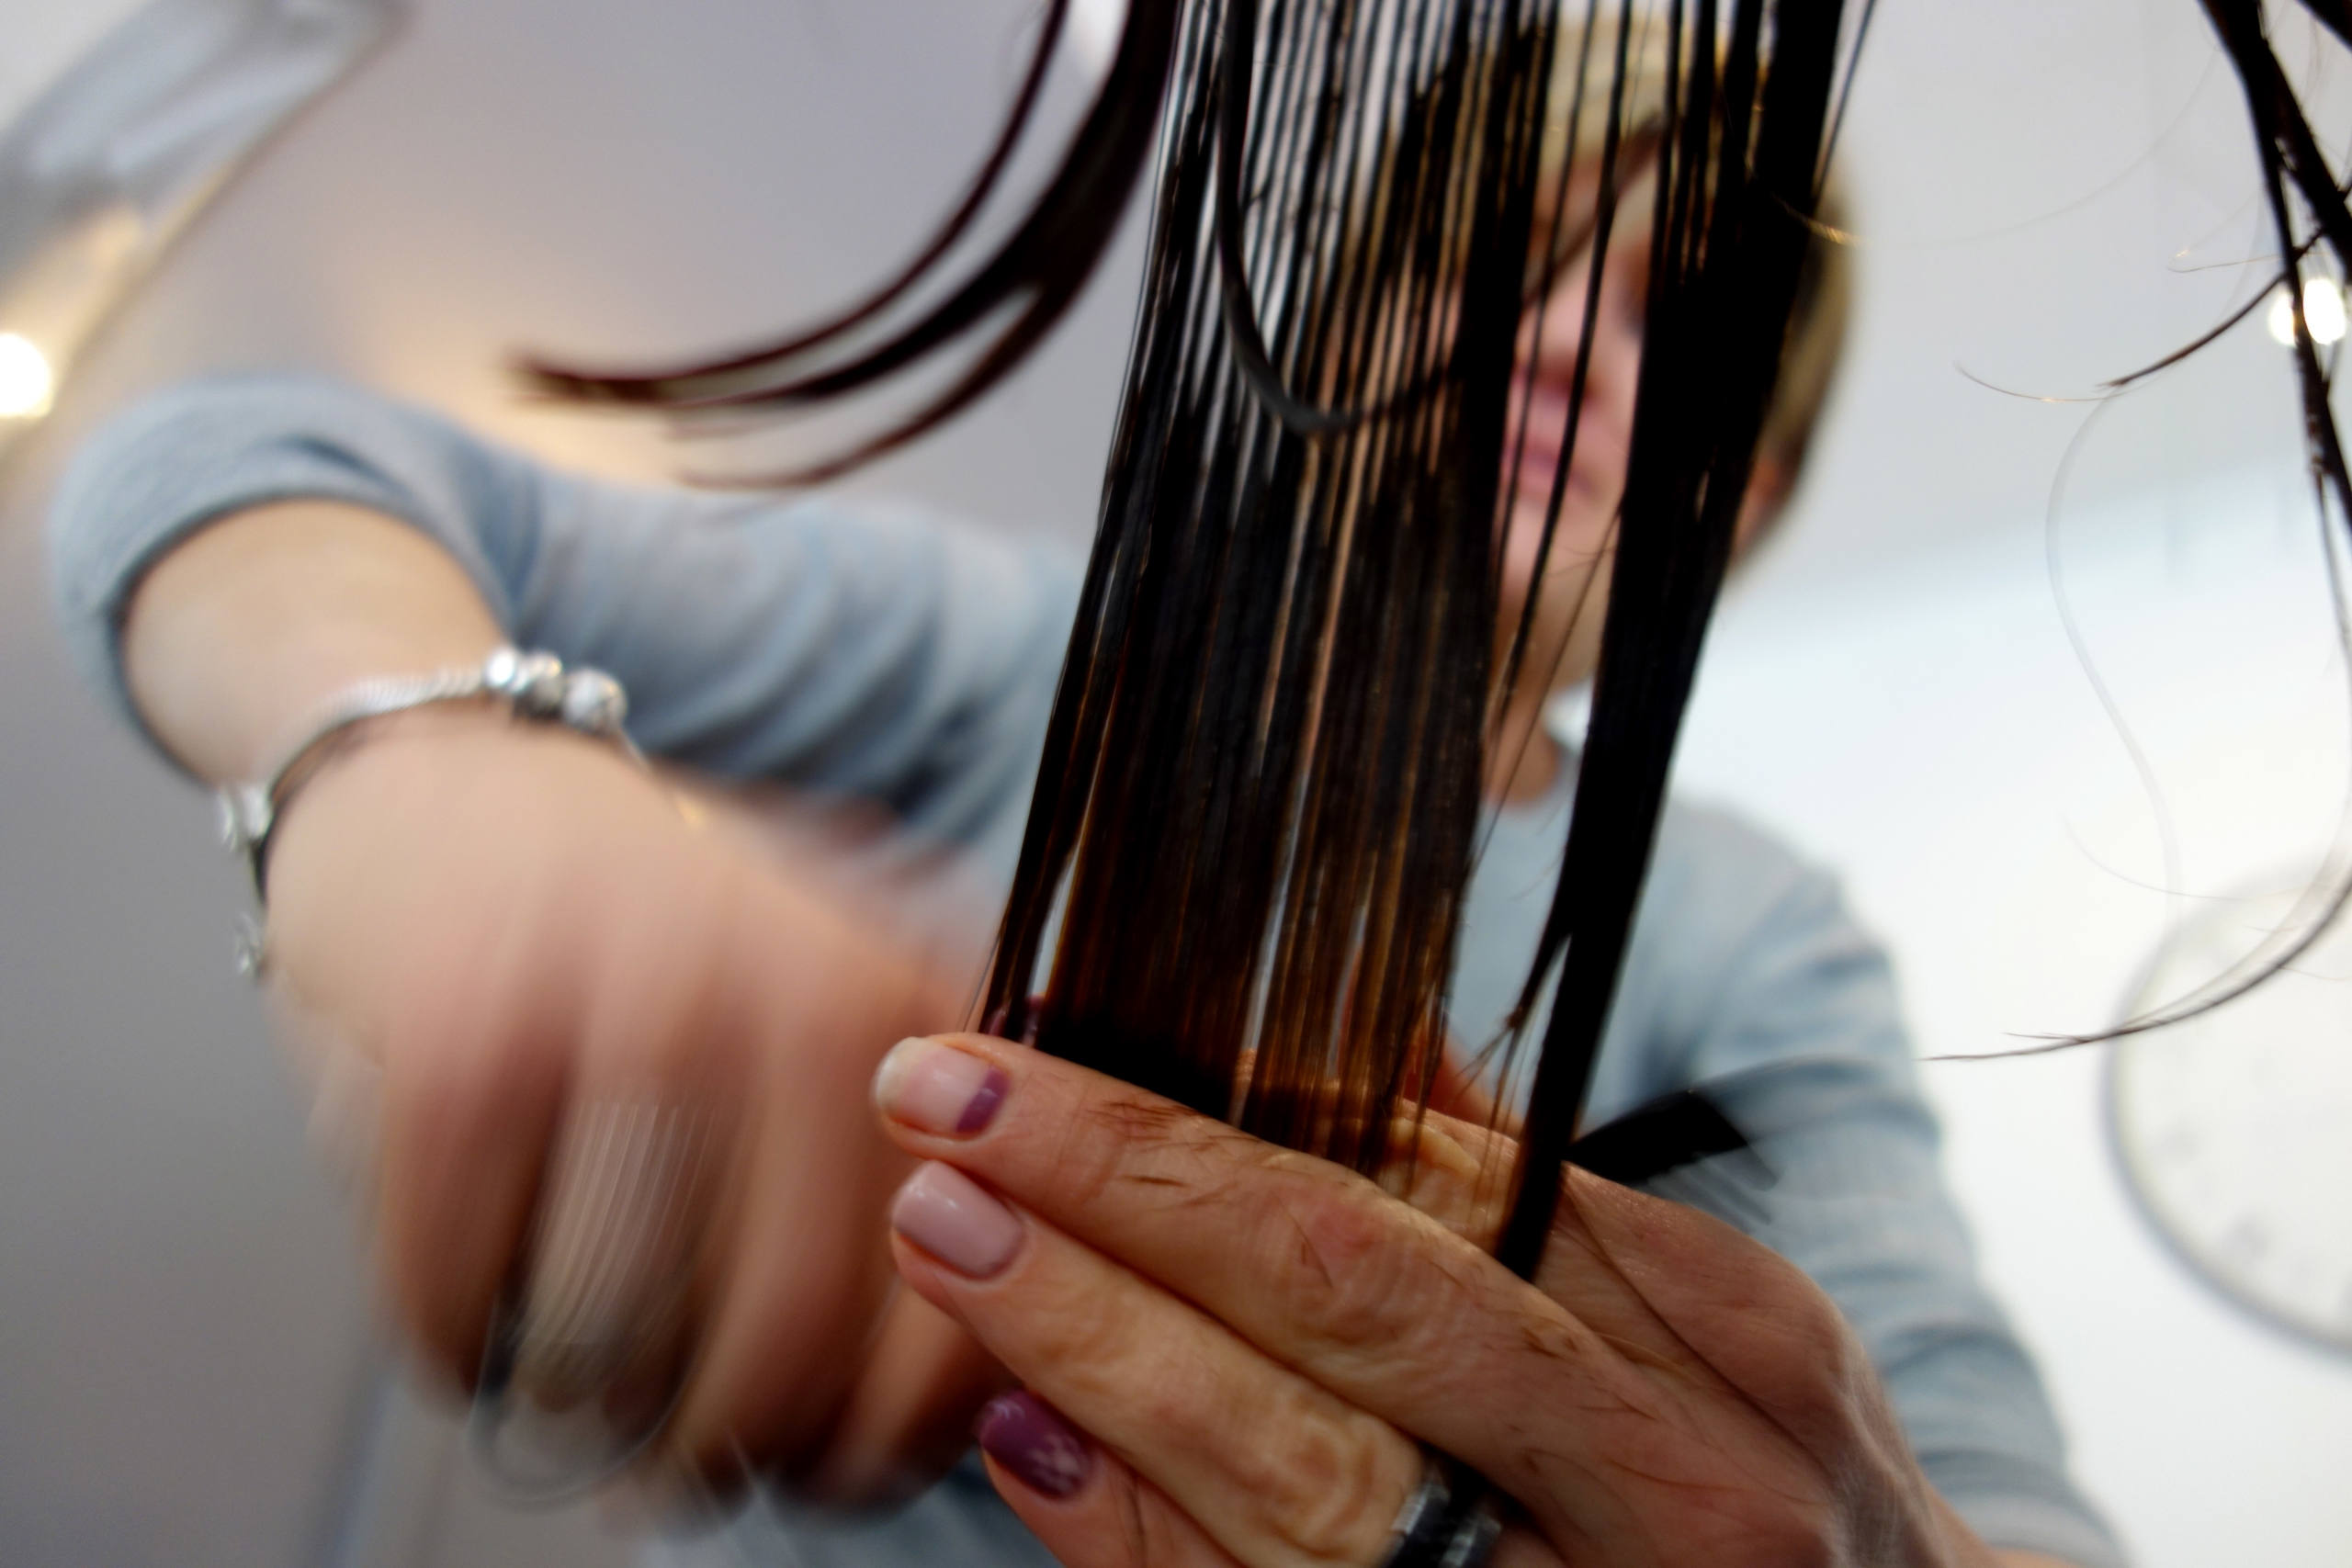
[121,499,506,781]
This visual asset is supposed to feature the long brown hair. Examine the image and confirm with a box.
[535,0,1849,1268]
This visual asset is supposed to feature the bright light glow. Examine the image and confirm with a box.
[2265,277,2349,347]
[2307,278,2348,344]
[0,333,54,419]
[1070,0,1127,73]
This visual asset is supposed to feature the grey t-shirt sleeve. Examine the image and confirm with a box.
[1623,807,2126,1568]
[46,373,1080,844]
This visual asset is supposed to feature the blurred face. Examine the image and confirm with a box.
[1497,172,1654,696]
[1497,165,1787,698]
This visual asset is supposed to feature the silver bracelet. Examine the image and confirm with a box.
[218,647,640,970]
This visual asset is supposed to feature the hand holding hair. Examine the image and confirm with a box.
[873,1033,2076,1568]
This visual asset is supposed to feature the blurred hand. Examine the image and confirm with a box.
[263,713,1003,1509]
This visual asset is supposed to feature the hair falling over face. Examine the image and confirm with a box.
[532,0,2352,1280]
[968,0,1856,1278]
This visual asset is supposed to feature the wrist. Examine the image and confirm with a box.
[256,709,687,988]
[267,705,653,873]
[221,647,639,906]
[265,697,527,816]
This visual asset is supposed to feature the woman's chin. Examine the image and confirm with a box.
[1501,491,1611,572]
[1507,459,1566,516]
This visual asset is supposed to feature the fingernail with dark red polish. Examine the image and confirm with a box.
[977,1392,1094,1499]
[876,1038,1011,1135]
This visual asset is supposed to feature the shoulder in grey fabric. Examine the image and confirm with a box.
[46,376,2126,1568]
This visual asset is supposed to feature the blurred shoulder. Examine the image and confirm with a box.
[1611,788,1907,1096]
[1642,791,1841,938]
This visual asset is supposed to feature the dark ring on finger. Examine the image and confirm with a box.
[1378,1451,1503,1568]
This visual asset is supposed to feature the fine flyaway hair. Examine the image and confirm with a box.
[2076,0,2352,1047]
[528,0,2352,1276]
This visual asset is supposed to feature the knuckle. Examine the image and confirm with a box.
[1124,1365,1229,1465]
[1262,1184,1438,1353]
[1249,1412,1408,1565]
[1380,1117,1507,1241]
[1019,1263,1152,1382]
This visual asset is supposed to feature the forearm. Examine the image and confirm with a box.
[120,500,506,784]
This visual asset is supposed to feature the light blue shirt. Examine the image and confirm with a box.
[48,374,2127,1568]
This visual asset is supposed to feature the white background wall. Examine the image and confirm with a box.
[1685,471,2352,1567]
[1,0,2347,1563]
[0,0,149,128]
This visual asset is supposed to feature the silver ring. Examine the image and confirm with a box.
[1378,1453,1503,1568]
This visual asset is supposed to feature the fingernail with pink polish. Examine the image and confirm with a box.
[875,1038,1009,1135]
[891,1162,1024,1279]
[978,1392,1094,1499]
